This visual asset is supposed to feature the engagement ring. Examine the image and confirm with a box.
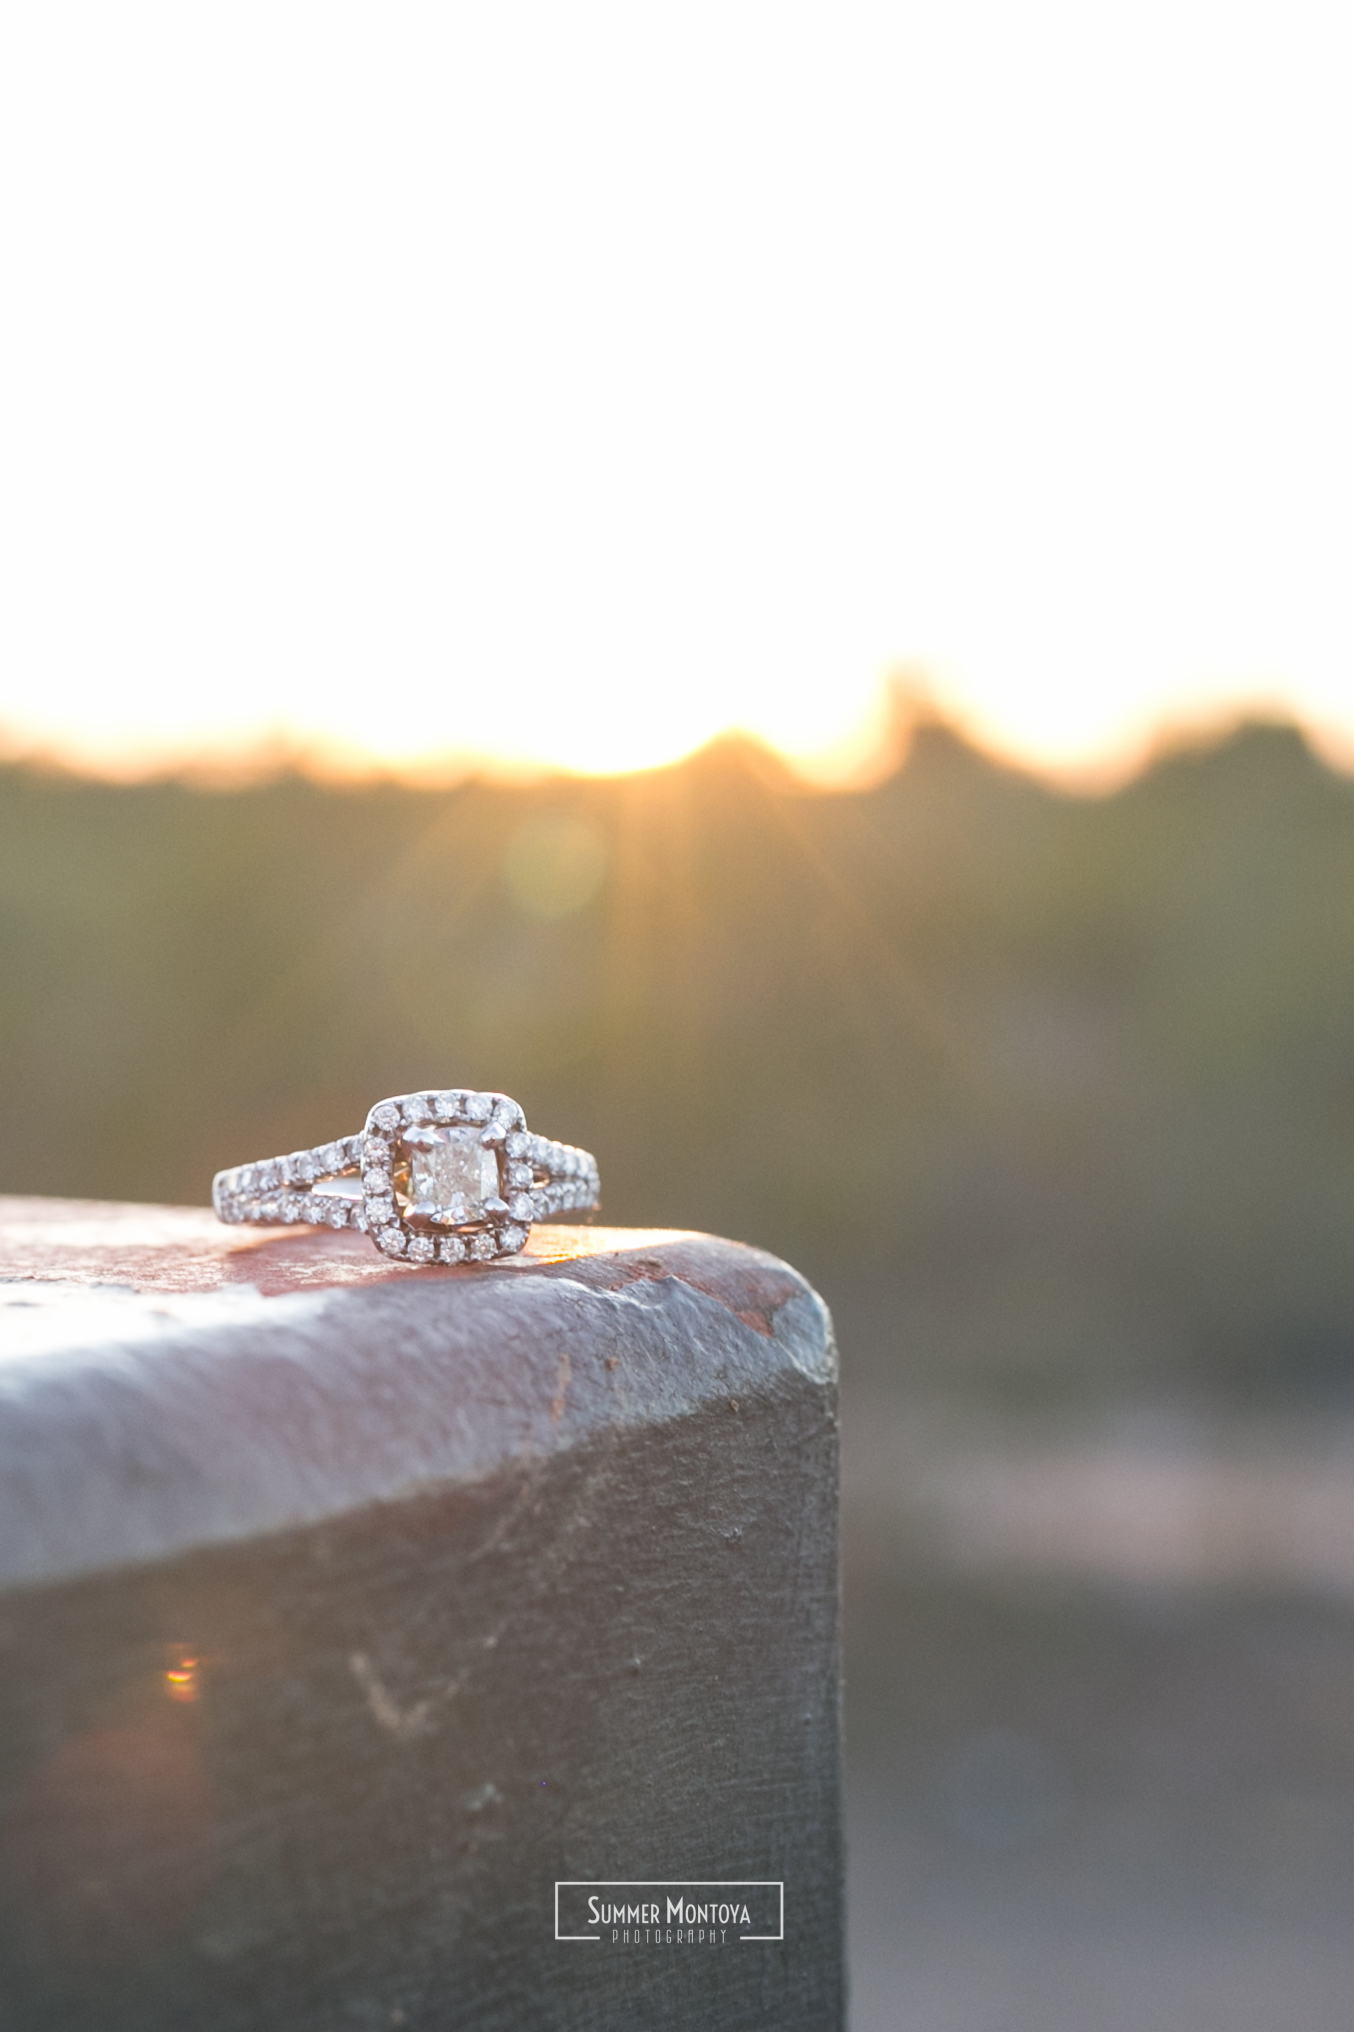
[212,1090,600,1263]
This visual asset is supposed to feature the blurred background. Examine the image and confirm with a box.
[4,3,1354,2025]
[7,716,1354,2026]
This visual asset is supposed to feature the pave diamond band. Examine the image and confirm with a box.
[212,1090,600,1263]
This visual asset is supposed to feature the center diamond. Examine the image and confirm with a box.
[403,1126,499,1220]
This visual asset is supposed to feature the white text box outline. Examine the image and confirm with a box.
[555,1879,784,1942]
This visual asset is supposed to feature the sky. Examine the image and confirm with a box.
[0,1,1351,786]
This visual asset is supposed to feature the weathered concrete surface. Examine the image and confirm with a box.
[0,1199,841,2031]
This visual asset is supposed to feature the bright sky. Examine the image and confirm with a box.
[1,1,1352,785]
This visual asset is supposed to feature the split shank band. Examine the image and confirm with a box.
[212,1089,599,1265]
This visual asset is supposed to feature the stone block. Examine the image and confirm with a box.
[0,1200,841,2030]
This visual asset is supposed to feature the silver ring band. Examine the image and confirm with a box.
[212,1089,599,1264]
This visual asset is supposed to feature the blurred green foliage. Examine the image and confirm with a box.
[2,716,1352,1397]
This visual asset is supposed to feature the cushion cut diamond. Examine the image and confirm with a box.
[404,1126,499,1218]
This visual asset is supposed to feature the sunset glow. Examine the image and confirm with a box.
[0,2,1351,786]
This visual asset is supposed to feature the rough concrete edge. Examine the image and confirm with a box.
[0,1251,835,1594]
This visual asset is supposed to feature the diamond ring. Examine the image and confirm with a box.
[212,1089,600,1264]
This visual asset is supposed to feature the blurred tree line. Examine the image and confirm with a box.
[2,715,1352,1399]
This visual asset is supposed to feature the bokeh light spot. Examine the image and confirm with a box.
[502,812,609,920]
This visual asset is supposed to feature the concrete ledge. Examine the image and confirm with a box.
[0,1199,842,2030]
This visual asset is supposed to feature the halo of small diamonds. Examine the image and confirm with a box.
[361,1090,532,1262]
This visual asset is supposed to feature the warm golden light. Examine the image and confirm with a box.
[0,3,1350,785]
[164,1656,200,1705]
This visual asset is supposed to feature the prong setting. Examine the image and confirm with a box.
[361,1090,533,1262]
